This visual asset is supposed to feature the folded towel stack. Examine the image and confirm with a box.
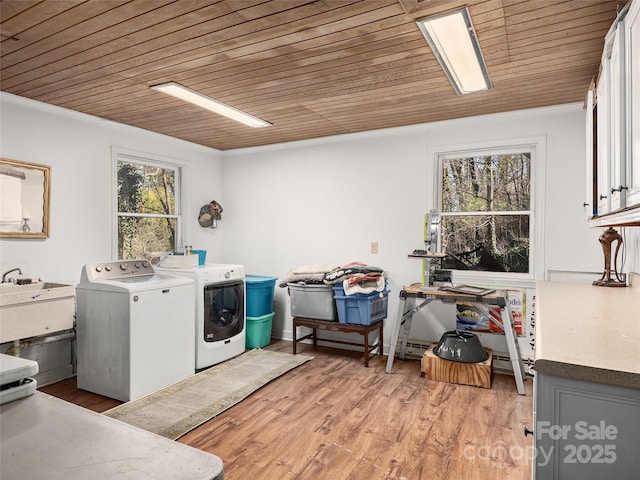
[279,261,387,295]
[278,263,338,288]
[324,262,386,295]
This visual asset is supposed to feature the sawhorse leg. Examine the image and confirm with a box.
[385,296,433,373]
[501,304,526,395]
[385,298,407,373]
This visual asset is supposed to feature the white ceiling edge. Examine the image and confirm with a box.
[223,102,584,157]
[0,91,222,156]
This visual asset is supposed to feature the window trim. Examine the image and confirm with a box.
[428,135,547,288]
[111,147,191,260]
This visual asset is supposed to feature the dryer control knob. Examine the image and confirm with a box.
[120,263,128,271]
[224,271,231,279]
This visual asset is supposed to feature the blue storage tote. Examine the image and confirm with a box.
[334,290,389,325]
[245,312,274,349]
[245,275,277,317]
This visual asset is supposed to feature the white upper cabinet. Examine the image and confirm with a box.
[608,22,626,212]
[589,0,640,227]
[596,60,611,214]
[626,0,640,207]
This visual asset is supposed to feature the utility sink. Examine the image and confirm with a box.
[0,282,75,344]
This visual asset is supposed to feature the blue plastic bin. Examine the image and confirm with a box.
[334,290,389,325]
[245,275,277,317]
[192,250,207,265]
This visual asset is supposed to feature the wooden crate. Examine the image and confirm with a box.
[421,344,492,389]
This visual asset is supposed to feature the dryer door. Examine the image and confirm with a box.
[203,280,245,342]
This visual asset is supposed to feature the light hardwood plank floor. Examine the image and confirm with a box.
[39,339,533,480]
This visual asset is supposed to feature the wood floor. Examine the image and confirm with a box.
[39,340,533,480]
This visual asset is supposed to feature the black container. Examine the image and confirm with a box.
[433,330,489,363]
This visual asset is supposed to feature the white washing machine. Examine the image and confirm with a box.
[155,264,245,369]
[76,260,195,402]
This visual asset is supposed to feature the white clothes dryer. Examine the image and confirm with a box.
[76,260,195,402]
[155,264,245,369]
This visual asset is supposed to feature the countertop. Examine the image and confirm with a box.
[1,391,224,480]
[534,279,640,389]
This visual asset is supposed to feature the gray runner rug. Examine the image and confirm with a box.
[103,348,313,440]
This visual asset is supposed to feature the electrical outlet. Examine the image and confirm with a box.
[371,242,379,254]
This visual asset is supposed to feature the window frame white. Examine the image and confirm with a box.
[428,135,547,289]
[111,147,191,260]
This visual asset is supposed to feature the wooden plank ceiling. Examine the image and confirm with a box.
[0,0,622,150]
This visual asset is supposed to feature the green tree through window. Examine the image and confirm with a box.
[440,152,531,273]
[116,159,180,260]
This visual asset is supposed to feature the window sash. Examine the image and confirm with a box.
[441,210,531,216]
[112,149,185,260]
[117,212,181,219]
[436,147,536,277]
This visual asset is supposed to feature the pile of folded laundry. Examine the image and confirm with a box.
[279,262,387,295]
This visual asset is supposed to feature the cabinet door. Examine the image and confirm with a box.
[608,24,627,211]
[596,66,610,215]
[534,373,640,480]
[585,89,597,218]
[626,0,640,207]
[596,19,628,216]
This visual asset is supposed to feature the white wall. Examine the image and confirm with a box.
[0,93,224,285]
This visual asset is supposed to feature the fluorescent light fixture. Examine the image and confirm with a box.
[416,6,492,95]
[151,82,271,128]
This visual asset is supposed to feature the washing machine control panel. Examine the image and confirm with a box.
[83,260,155,282]
[200,267,244,283]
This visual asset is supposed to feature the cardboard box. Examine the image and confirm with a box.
[455,289,525,336]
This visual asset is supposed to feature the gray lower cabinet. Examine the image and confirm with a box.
[534,372,640,479]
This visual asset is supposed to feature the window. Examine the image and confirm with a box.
[114,151,183,260]
[436,143,540,277]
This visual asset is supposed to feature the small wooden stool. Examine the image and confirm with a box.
[292,317,384,367]
[421,344,493,388]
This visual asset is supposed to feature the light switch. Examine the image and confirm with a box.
[371,242,379,254]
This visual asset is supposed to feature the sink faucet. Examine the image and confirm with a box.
[2,268,22,283]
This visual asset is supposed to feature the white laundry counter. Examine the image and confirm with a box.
[0,391,224,480]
